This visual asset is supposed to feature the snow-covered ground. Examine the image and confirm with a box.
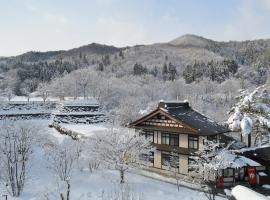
[0,120,226,200]
[60,123,108,137]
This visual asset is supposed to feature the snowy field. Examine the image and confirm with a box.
[0,120,226,200]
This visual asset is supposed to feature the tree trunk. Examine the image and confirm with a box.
[248,134,251,147]
[66,180,71,200]
[60,193,65,200]
[120,170,124,184]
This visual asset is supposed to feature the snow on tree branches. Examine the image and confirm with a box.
[190,140,243,200]
[227,85,270,146]
[0,121,38,197]
[87,128,154,183]
[44,139,82,200]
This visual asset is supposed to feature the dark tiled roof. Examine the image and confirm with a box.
[159,101,230,135]
[243,146,270,162]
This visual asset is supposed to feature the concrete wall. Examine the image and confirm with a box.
[157,131,161,144]
[154,150,161,168]
[179,134,188,148]
[199,136,206,151]
[179,154,189,175]
[154,131,158,143]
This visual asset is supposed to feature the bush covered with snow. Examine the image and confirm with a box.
[227,85,270,146]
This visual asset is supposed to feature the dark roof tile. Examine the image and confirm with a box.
[159,101,229,135]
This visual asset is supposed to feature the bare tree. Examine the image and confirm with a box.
[3,88,14,102]
[88,128,154,184]
[37,83,50,102]
[44,139,81,200]
[0,121,37,197]
[166,152,181,192]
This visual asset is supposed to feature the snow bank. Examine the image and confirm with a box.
[231,185,268,200]
[61,124,108,137]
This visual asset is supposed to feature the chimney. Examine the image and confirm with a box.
[158,100,165,108]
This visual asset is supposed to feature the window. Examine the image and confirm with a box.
[149,151,154,163]
[161,153,179,169]
[223,168,234,177]
[170,134,179,146]
[144,131,154,142]
[161,133,179,146]
[188,136,199,149]
[162,133,170,145]
[161,153,171,166]
[170,154,179,169]
[140,152,154,164]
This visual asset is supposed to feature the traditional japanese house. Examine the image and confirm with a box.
[129,101,230,175]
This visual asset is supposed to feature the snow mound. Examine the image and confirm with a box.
[231,185,268,200]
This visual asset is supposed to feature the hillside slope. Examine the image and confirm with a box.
[0,34,269,95]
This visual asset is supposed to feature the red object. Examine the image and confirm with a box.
[217,176,224,187]
[247,167,257,185]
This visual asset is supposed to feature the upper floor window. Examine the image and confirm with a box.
[161,132,179,146]
[188,136,198,149]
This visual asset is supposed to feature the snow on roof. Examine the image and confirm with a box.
[231,185,268,200]
[238,144,270,153]
[62,98,99,106]
[61,124,107,137]
[235,156,261,167]
[161,101,229,135]
[218,152,261,169]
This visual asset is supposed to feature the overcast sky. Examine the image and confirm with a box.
[0,0,270,56]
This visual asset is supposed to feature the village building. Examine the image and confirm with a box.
[129,101,229,174]
[53,98,105,124]
[129,101,268,186]
[242,146,270,185]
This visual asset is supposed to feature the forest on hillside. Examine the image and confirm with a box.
[0,35,269,123]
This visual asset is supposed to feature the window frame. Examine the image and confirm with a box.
[161,132,179,146]
[188,135,199,150]
[223,168,234,177]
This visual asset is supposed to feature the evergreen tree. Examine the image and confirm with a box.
[133,63,147,75]
[162,63,168,81]
[168,62,177,81]
[151,66,158,77]
[97,62,104,71]
[119,50,124,59]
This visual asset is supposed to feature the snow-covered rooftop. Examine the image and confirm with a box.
[62,98,99,107]
[231,185,268,200]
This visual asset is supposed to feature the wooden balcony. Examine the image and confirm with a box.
[153,143,197,155]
